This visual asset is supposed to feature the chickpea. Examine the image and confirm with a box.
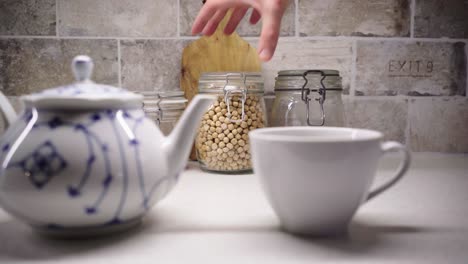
[196,94,265,172]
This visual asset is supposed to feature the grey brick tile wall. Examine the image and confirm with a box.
[0,0,56,36]
[0,0,467,152]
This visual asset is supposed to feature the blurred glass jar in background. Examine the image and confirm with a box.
[139,91,187,136]
[270,70,344,127]
[195,72,267,174]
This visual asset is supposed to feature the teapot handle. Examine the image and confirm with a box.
[0,92,17,128]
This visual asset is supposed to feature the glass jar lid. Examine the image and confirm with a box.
[275,70,342,91]
[139,90,187,111]
[198,72,264,93]
[274,70,343,127]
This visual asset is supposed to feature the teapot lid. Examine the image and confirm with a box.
[23,55,143,109]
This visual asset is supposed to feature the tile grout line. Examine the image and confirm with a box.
[295,0,299,38]
[55,0,59,37]
[117,40,122,88]
[405,97,412,148]
[0,35,202,40]
[177,0,181,38]
[410,0,416,38]
[466,41,468,97]
[1,35,467,42]
[350,40,357,96]
[296,36,468,42]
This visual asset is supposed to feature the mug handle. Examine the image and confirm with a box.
[366,141,411,201]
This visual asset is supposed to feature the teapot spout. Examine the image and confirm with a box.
[163,94,215,176]
[0,92,17,128]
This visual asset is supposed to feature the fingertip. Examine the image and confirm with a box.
[202,27,215,36]
[191,20,206,36]
[258,49,272,62]
[191,28,200,36]
[191,24,200,35]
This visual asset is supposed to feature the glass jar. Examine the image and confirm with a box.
[195,72,267,174]
[270,70,344,127]
[140,91,187,136]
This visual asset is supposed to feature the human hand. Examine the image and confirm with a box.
[191,0,290,62]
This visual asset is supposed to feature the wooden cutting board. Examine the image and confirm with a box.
[181,12,261,101]
[181,11,262,160]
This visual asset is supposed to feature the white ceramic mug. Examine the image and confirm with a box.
[249,127,411,236]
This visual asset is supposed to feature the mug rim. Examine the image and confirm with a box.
[249,127,383,143]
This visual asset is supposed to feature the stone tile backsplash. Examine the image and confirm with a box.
[298,0,411,37]
[414,0,468,38]
[0,0,56,36]
[180,0,296,37]
[0,0,467,152]
[251,39,354,94]
[356,41,466,96]
[121,40,189,92]
[58,0,177,37]
[0,39,118,95]
[409,97,468,152]
[344,97,408,143]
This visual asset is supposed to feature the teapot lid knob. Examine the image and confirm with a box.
[72,55,94,82]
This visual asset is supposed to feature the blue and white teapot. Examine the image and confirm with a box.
[0,55,214,236]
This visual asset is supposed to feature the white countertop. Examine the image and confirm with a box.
[1,153,468,264]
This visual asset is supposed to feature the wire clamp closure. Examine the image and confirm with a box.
[223,73,247,124]
[301,70,327,126]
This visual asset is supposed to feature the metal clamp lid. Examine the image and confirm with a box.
[139,91,187,124]
[302,70,326,126]
[223,73,247,124]
[275,70,341,126]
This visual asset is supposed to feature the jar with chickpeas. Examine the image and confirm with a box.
[195,72,267,174]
